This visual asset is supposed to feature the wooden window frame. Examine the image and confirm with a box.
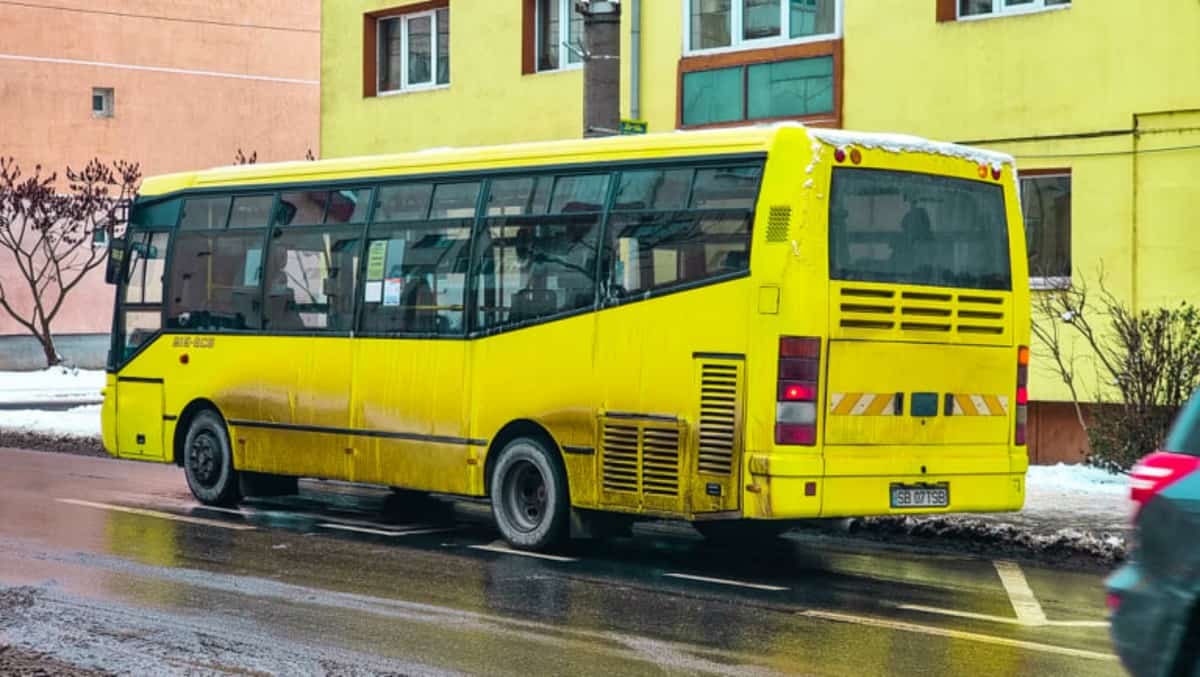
[363,0,449,98]
[676,40,843,130]
[1018,167,1072,290]
[521,0,584,74]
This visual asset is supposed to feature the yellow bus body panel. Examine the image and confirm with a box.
[105,125,1029,523]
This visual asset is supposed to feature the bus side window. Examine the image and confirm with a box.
[604,163,759,301]
[360,220,471,336]
[168,194,269,331]
[263,225,362,332]
[472,173,606,331]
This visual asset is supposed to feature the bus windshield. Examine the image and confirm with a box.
[829,167,1011,291]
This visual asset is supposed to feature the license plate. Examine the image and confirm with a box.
[890,483,949,509]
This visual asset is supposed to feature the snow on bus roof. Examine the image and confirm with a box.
[808,127,1014,169]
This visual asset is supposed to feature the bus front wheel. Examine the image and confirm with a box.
[490,437,568,551]
[182,410,240,507]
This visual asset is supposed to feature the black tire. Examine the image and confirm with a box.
[182,410,240,506]
[694,519,787,544]
[489,436,569,551]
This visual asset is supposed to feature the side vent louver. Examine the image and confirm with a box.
[600,419,682,497]
[766,205,791,242]
[698,362,741,475]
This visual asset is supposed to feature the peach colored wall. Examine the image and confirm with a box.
[0,0,320,336]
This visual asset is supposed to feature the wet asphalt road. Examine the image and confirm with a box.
[0,447,1120,676]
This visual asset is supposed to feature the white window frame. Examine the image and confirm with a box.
[1020,170,1072,290]
[957,0,1070,21]
[536,0,584,73]
[377,8,449,95]
[683,0,842,56]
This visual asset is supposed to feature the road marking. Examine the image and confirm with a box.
[56,499,255,531]
[994,560,1049,626]
[801,610,1116,662]
[191,505,248,516]
[663,573,789,592]
[318,523,456,537]
[900,604,1109,628]
[468,544,578,562]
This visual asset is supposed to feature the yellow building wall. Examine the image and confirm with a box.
[322,1,1200,405]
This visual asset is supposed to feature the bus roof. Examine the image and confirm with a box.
[138,125,795,198]
[138,123,1015,198]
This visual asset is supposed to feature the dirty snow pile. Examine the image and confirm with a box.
[0,368,104,404]
[850,463,1132,564]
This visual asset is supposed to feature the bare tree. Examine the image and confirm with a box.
[0,158,141,367]
[1034,269,1200,471]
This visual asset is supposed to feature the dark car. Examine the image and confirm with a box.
[1107,392,1200,676]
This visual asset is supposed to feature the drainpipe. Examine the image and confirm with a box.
[577,1,622,137]
[630,0,641,121]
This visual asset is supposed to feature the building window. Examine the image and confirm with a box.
[686,0,840,54]
[92,87,114,118]
[1020,171,1071,286]
[536,0,583,71]
[682,54,833,126]
[957,0,1069,19]
[377,6,449,94]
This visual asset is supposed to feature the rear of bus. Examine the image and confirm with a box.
[747,128,1029,521]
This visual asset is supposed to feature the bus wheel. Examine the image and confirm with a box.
[490,437,568,551]
[182,410,240,506]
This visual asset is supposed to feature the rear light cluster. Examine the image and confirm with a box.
[1015,346,1030,446]
[833,147,863,165]
[1130,451,1200,513]
[776,337,821,446]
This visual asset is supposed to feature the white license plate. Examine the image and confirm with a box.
[890,483,949,509]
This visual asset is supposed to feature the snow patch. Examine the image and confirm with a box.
[0,405,101,438]
[808,128,1013,170]
[0,368,105,404]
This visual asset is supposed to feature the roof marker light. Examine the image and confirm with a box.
[834,148,847,163]
[849,148,863,165]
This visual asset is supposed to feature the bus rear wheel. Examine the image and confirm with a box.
[490,437,568,551]
[182,410,240,507]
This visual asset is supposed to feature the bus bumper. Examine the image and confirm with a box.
[742,451,1026,519]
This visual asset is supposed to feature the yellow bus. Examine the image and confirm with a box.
[102,124,1030,549]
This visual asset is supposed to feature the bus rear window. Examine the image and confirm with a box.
[829,168,1011,291]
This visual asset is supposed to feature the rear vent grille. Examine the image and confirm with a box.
[766,206,791,242]
[836,286,1008,338]
[698,363,740,475]
[600,420,682,496]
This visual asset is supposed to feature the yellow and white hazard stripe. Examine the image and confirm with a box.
[949,394,1009,417]
[829,393,900,416]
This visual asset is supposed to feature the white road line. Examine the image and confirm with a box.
[468,544,579,562]
[900,604,1109,628]
[318,523,456,537]
[801,610,1116,662]
[56,498,256,531]
[663,573,789,592]
[993,560,1049,626]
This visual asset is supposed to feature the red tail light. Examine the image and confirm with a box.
[777,337,820,446]
[1130,451,1200,511]
[1015,346,1029,446]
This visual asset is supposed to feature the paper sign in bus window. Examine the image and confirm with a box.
[383,278,402,306]
[364,281,383,303]
[366,240,388,280]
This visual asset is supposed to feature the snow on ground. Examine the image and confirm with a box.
[0,405,101,438]
[0,368,105,404]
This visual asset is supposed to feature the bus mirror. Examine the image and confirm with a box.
[104,237,127,285]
